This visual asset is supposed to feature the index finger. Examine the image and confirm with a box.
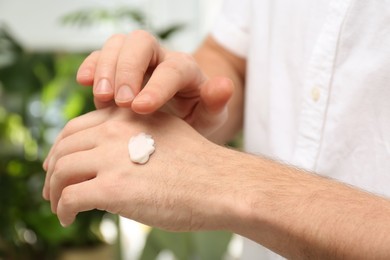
[131,53,207,114]
[114,30,164,107]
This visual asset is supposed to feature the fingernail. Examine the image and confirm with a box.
[95,79,113,94]
[116,85,135,103]
[60,221,67,227]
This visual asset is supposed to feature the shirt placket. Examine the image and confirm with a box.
[292,0,352,171]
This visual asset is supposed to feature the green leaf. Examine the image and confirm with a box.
[63,91,84,120]
[41,78,64,104]
[156,24,186,40]
[140,229,192,260]
[193,231,233,260]
[140,229,232,260]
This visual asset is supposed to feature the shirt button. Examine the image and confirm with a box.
[311,87,321,102]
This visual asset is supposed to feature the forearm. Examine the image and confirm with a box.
[193,36,246,144]
[216,148,390,259]
[44,106,390,259]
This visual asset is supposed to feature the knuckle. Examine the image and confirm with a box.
[63,119,78,136]
[101,121,123,137]
[55,138,66,151]
[116,62,146,78]
[164,52,198,76]
[80,51,100,70]
[164,61,184,78]
[107,33,126,43]
[174,52,196,64]
[89,50,100,57]
[130,30,157,46]
[52,157,67,179]
[60,187,76,208]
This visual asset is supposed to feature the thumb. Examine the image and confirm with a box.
[190,77,234,136]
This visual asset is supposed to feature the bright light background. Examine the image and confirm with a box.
[0,0,223,52]
[0,0,245,259]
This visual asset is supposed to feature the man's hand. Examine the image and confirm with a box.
[41,108,390,259]
[77,30,234,136]
[42,108,237,230]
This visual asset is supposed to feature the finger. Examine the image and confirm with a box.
[132,53,206,114]
[115,30,163,107]
[199,77,234,114]
[57,178,104,227]
[43,109,110,170]
[191,77,234,135]
[94,97,116,110]
[93,34,126,102]
[44,127,98,201]
[42,109,112,200]
[50,150,98,213]
[77,50,101,86]
[47,125,98,173]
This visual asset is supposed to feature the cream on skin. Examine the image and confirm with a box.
[128,133,155,164]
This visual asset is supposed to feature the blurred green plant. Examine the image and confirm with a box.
[0,25,106,259]
[61,6,147,28]
[140,229,233,260]
[61,6,185,41]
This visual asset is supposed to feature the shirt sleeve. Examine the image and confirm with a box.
[211,0,252,58]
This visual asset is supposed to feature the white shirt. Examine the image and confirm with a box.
[212,0,390,259]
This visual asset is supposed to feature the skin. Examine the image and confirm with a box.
[43,31,390,259]
[75,30,240,140]
[42,107,390,259]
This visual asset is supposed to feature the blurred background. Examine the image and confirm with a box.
[0,0,243,259]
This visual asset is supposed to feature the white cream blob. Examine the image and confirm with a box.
[128,133,155,164]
